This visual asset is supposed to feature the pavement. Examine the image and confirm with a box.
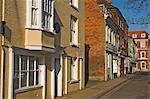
[56,74,133,99]
[100,72,150,99]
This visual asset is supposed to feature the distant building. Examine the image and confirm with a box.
[148,39,150,71]
[127,36,138,73]
[129,31,149,71]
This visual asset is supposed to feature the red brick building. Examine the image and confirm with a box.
[85,0,128,81]
[129,31,149,71]
[148,39,150,71]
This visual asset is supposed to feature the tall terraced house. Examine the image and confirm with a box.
[0,0,85,99]
[85,0,128,81]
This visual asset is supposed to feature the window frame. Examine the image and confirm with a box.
[70,57,78,81]
[26,0,54,32]
[140,51,146,58]
[132,34,137,38]
[140,41,145,48]
[14,54,40,90]
[141,61,146,69]
[70,0,79,9]
[141,33,145,38]
[70,15,78,46]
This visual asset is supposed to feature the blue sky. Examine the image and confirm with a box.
[112,0,150,36]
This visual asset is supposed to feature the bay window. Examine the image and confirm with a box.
[26,0,54,31]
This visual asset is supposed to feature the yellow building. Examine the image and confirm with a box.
[0,0,85,99]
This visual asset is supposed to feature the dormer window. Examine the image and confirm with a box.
[132,34,137,38]
[141,33,145,38]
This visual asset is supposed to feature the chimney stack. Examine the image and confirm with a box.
[105,0,112,4]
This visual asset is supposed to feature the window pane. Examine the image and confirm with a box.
[31,9,37,25]
[36,58,39,85]
[29,56,34,86]
[42,0,52,29]
[29,71,34,86]
[21,56,27,70]
[30,56,34,70]
[14,54,19,89]
[21,72,27,87]
[36,71,39,85]
[21,56,27,87]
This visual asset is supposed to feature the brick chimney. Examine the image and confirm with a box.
[97,0,112,5]
[105,0,112,4]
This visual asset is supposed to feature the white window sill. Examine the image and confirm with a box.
[70,43,79,48]
[15,85,43,93]
[25,26,56,35]
[69,79,79,84]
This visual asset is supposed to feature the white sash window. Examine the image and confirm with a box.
[26,0,54,31]
[71,57,78,80]
[70,16,78,46]
[14,54,40,89]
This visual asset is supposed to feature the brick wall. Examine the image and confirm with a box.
[85,0,105,80]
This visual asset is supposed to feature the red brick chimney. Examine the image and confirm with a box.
[105,0,112,4]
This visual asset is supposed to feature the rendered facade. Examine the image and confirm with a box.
[127,36,138,73]
[0,0,85,99]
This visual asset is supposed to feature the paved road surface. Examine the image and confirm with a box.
[98,72,150,99]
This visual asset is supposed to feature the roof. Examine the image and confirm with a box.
[129,31,149,35]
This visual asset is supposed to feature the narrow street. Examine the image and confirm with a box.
[98,72,150,99]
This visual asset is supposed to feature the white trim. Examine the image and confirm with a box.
[134,39,148,41]
[39,56,46,99]
[50,0,54,32]
[25,45,55,53]
[0,48,4,99]
[8,48,14,99]
[79,59,82,89]
[38,0,42,28]
[19,56,21,88]
[26,0,32,27]
[51,57,55,99]
[27,56,29,87]
[57,55,63,96]
[15,85,43,93]
[65,57,68,94]
[70,0,79,8]
[34,57,37,85]
[25,26,56,35]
